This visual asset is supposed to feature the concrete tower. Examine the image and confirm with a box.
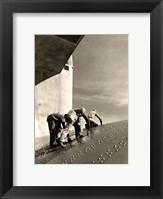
[35,56,73,138]
[35,35,83,138]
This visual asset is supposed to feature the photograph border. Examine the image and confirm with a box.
[0,0,162,198]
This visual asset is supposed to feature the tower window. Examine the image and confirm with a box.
[64,65,69,71]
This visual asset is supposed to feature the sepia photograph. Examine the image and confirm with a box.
[35,35,128,164]
[0,0,160,196]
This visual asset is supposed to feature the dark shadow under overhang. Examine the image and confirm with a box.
[35,35,84,85]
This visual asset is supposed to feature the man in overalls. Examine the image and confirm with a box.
[88,109,103,128]
[64,108,90,142]
[47,113,66,148]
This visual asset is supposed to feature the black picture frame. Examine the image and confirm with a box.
[0,0,162,198]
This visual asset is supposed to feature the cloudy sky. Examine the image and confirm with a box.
[72,35,128,124]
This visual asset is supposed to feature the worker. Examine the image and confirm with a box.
[57,128,70,147]
[88,109,103,128]
[47,113,66,148]
[64,108,90,142]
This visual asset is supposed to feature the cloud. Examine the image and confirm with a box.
[73,85,128,108]
[72,35,128,123]
[73,87,128,124]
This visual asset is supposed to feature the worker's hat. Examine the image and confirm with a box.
[81,107,86,114]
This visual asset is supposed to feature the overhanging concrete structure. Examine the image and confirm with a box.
[35,35,84,85]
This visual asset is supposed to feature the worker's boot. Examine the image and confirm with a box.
[87,130,90,136]
[76,136,83,143]
[79,134,84,138]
